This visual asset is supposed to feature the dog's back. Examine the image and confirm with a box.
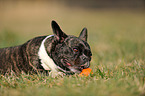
[0,36,45,75]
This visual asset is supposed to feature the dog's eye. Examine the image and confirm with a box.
[73,48,78,52]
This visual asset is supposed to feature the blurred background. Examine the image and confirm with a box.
[0,0,145,63]
[0,0,145,45]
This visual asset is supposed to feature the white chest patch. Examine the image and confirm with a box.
[38,35,64,77]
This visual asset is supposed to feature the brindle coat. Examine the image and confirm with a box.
[0,36,54,75]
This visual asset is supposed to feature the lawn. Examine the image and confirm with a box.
[0,1,145,96]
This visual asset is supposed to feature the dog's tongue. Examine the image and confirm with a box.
[79,68,93,76]
[66,62,72,66]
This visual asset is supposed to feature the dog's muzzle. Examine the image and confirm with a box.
[81,61,90,69]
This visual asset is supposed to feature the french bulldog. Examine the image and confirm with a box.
[0,20,92,77]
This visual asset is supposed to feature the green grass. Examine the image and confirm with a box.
[0,61,144,96]
[0,2,145,96]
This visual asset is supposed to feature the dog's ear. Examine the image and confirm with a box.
[79,28,88,41]
[51,20,68,42]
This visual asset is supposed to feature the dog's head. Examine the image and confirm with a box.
[51,21,92,74]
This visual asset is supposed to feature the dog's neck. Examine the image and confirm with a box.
[38,35,64,77]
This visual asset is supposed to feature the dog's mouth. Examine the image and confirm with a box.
[61,59,90,73]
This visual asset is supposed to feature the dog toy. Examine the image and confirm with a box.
[79,68,93,76]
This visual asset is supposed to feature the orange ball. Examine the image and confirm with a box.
[79,68,93,76]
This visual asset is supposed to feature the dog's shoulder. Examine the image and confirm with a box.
[26,36,47,45]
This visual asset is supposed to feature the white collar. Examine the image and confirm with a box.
[38,35,64,77]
